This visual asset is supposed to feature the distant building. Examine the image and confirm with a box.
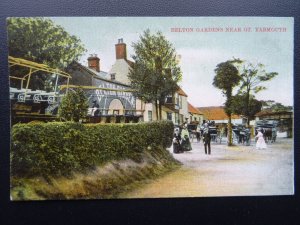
[255,110,293,121]
[188,102,203,124]
[197,106,243,125]
[254,110,293,137]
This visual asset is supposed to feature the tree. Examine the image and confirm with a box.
[58,88,89,122]
[7,17,86,90]
[236,62,278,125]
[213,60,241,146]
[231,93,263,123]
[128,29,182,120]
[261,100,293,112]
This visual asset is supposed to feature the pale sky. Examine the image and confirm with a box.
[51,17,294,107]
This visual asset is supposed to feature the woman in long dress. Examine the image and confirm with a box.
[255,129,267,149]
[181,125,192,151]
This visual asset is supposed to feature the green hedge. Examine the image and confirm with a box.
[11,120,174,177]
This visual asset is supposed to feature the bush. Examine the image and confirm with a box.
[11,120,174,177]
[58,88,89,122]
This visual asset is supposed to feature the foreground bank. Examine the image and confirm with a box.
[10,121,180,200]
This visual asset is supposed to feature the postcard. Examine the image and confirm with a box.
[8,17,294,200]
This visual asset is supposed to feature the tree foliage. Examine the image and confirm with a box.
[238,62,278,94]
[213,60,241,146]
[231,93,262,122]
[261,100,293,112]
[7,17,86,89]
[128,29,182,120]
[236,61,278,124]
[58,88,89,122]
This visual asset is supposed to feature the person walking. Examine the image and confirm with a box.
[255,128,267,149]
[173,127,183,154]
[181,124,192,151]
[196,123,201,142]
[202,123,211,154]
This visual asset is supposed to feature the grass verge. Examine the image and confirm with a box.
[11,147,181,200]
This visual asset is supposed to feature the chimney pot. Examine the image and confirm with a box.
[115,38,127,60]
[87,54,100,72]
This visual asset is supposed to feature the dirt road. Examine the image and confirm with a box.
[123,137,294,198]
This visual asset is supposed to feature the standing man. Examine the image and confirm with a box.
[203,123,211,154]
[196,123,201,142]
[91,100,100,116]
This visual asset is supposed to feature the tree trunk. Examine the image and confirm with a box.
[246,88,250,126]
[159,102,162,120]
[155,100,159,121]
[228,115,233,146]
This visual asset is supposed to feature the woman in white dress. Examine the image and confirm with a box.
[255,129,267,149]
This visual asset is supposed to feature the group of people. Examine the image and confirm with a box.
[173,122,212,155]
[173,123,268,155]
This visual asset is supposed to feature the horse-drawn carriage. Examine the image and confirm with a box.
[232,124,251,145]
[199,121,223,144]
[255,120,278,143]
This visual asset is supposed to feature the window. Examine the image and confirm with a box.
[113,110,119,115]
[111,73,116,81]
[148,110,152,122]
[175,93,179,106]
[179,96,182,109]
[180,114,184,124]
[165,96,173,104]
[167,112,172,121]
[175,113,179,125]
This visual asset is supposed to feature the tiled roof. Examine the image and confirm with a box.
[255,110,293,117]
[188,102,203,115]
[177,87,188,97]
[72,61,130,87]
[197,106,241,120]
[85,67,109,79]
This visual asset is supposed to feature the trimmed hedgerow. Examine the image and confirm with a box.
[11,120,174,177]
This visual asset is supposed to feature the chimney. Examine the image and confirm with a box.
[87,54,100,72]
[115,38,127,60]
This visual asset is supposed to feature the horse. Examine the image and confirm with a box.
[256,127,277,143]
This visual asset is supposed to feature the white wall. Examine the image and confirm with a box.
[179,95,189,122]
[109,59,131,85]
[213,118,243,124]
[136,99,158,122]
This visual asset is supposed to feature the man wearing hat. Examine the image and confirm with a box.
[91,99,100,116]
[202,123,211,154]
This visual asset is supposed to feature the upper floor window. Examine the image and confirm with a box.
[179,96,182,109]
[111,73,116,81]
[165,95,173,104]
